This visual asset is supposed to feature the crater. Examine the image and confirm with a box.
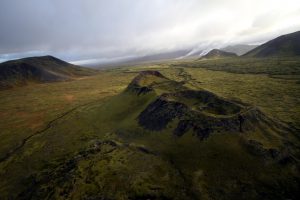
[123,71,282,140]
[161,90,243,116]
[138,89,274,140]
[125,70,168,95]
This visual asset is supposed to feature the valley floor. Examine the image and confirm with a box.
[0,58,299,199]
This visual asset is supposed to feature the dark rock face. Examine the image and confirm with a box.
[138,97,188,131]
[127,84,154,95]
[173,120,193,137]
[238,115,245,132]
[138,70,165,78]
[173,117,239,140]
[165,90,242,115]
[174,120,212,140]
[138,89,275,140]
[172,112,245,140]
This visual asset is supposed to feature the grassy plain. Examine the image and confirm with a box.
[0,57,299,199]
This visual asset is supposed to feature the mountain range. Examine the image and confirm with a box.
[1,31,300,87]
[73,30,300,67]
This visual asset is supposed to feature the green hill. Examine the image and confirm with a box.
[0,56,95,89]
[200,49,238,59]
[244,31,300,57]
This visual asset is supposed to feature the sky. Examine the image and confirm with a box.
[0,0,300,63]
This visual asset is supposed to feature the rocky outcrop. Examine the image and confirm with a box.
[138,96,189,130]
[138,90,279,140]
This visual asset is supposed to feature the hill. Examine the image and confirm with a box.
[221,44,258,56]
[200,49,238,59]
[244,31,300,57]
[0,55,95,89]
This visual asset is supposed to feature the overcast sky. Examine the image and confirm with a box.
[0,0,300,63]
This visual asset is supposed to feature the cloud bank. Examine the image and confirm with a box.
[0,0,300,62]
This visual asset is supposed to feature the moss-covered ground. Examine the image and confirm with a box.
[0,58,299,199]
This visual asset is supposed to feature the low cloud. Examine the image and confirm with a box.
[0,0,300,62]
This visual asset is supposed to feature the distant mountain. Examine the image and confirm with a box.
[244,31,300,57]
[129,50,190,63]
[86,50,191,68]
[180,49,203,59]
[200,49,238,59]
[0,55,95,89]
[221,44,258,56]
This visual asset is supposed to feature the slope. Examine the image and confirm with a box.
[221,44,258,56]
[200,49,238,59]
[244,31,300,57]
